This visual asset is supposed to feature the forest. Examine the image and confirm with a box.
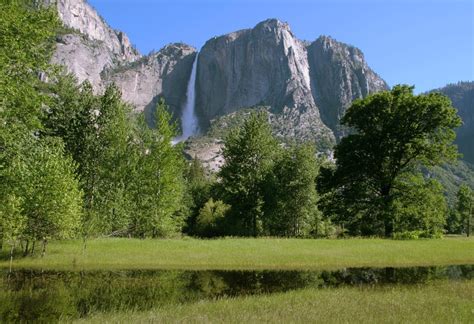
[1,1,473,257]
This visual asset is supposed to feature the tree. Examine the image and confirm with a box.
[318,85,461,237]
[0,1,85,253]
[20,137,83,254]
[195,198,230,237]
[456,184,473,237]
[44,79,138,236]
[183,158,214,235]
[219,111,280,236]
[0,0,58,131]
[265,144,322,237]
[391,173,447,237]
[129,100,186,237]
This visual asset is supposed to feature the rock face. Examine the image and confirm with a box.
[196,19,387,144]
[53,0,139,62]
[49,0,196,123]
[48,0,140,90]
[307,36,389,138]
[196,19,334,144]
[432,82,474,164]
[104,44,196,118]
[50,3,388,146]
[53,33,117,90]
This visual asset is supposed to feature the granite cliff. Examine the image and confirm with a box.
[49,1,389,150]
[48,0,196,123]
[307,36,389,138]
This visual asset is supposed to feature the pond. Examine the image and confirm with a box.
[0,265,472,322]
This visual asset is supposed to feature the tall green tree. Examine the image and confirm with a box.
[44,79,137,236]
[0,1,84,252]
[219,111,280,236]
[456,184,473,237]
[0,1,59,226]
[265,144,321,237]
[130,100,186,237]
[93,84,136,233]
[318,85,461,237]
[19,137,82,254]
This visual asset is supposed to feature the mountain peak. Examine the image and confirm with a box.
[255,18,288,29]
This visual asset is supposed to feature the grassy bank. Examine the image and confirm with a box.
[77,280,474,323]
[1,237,473,271]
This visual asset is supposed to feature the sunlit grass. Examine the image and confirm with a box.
[77,280,474,323]
[1,237,473,271]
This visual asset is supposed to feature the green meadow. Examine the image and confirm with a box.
[1,237,473,271]
[77,281,474,324]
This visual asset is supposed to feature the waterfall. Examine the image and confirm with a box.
[174,53,199,143]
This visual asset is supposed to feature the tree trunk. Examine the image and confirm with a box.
[23,240,29,256]
[0,226,3,252]
[384,218,394,238]
[381,185,393,238]
[31,240,36,255]
[467,214,471,237]
[41,238,48,258]
[9,242,15,273]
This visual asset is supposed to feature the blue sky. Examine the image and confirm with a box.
[88,0,473,93]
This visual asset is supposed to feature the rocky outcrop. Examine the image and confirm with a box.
[51,0,139,61]
[103,44,196,118]
[48,0,140,91]
[49,0,195,124]
[53,33,116,90]
[432,81,474,164]
[196,19,335,144]
[307,36,389,138]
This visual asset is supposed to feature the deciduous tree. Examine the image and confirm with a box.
[219,111,280,236]
[318,85,461,237]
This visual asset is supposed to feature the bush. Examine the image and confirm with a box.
[195,199,230,237]
[393,230,443,240]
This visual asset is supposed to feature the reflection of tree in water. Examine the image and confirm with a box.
[0,265,472,322]
[188,270,325,297]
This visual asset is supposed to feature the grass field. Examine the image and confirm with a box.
[76,280,474,323]
[1,237,473,270]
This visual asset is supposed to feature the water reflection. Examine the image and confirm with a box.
[0,265,472,322]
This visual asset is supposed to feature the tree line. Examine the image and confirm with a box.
[0,2,472,255]
[1,2,187,254]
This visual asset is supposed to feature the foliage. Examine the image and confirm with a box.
[424,161,474,208]
[264,144,322,237]
[0,0,58,130]
[195,199,230,237]
[318,85,461,237]
[391,173,447,238]
[19,137,83,243]
[456,184,473,236]
[44,78,136,236]
[183,158,214,235]
[0,1,83,253]
[219,111,280,236]
[129,100,186,237]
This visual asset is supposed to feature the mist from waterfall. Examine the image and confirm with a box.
[174,53,199,143]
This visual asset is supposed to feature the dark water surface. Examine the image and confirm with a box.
[0,265,472,322]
